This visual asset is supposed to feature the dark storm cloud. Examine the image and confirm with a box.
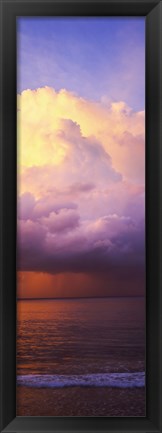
[17,212,145,279]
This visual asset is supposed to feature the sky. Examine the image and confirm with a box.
[17,17,145,299]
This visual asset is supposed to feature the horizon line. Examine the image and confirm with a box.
[17,295,144,301]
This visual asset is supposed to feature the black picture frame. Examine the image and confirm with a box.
[0,0,162,431]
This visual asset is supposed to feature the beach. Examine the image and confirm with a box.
[17,386,145,417]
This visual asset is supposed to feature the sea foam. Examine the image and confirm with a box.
[17,372,145,389]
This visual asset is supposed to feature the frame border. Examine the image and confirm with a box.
[0,0,162,432]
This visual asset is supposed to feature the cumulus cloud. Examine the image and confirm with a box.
[40,209,80,234]
[17,87,145,296]
[17,87,144,183]
[18,192,78,220]
[17,201,144,276]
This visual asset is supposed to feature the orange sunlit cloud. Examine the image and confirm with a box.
[17,87,145,298]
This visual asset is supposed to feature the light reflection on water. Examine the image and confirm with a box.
[17,297,145,376]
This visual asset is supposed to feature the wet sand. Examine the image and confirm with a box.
[17,386,146,417]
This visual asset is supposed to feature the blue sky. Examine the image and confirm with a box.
[17,17,145,111]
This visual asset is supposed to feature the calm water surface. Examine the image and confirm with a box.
[17,297,145,387]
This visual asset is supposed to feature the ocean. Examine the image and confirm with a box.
[16,297,145,416]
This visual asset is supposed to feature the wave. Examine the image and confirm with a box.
[17,372,145,389]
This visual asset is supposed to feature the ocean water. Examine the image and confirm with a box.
[17,297,145,388]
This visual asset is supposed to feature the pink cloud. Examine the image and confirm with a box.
[40,209,80,234]
[17,87,145,295]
